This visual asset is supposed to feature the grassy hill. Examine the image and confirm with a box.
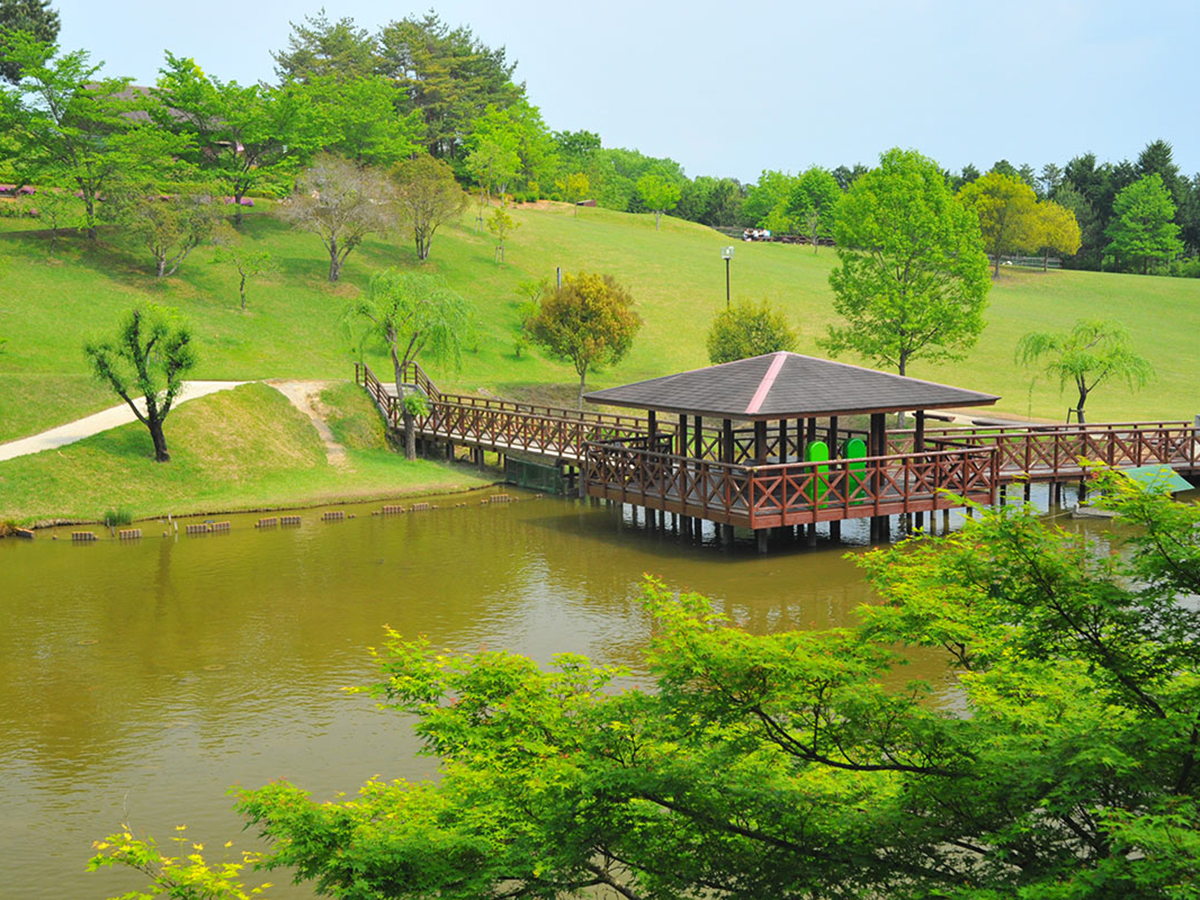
[0,382,492,523]
[1,200,1198,447]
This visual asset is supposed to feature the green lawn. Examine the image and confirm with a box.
[0,382,493,524]
[1,201,1198,439]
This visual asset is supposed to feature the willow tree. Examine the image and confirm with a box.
[1017,318,1153,423]
[822,148,991,381]
[346,268,471,459]
[84,305,196,462]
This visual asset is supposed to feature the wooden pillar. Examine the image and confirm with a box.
[754,420,768,465]
[778,419,788,464]
[756,528,769,554]
[694,415,704,458]
[806,417,817,450]
[914,410,926,531]
[647,410,657,446]
[870,412,886,542]
[720,418,735,546]
[1024,482,1032,502]
[829,415,840,457]
[679,413,694,536]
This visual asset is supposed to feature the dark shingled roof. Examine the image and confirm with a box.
[584,352,999,420]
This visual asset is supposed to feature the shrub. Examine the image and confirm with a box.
[102,507,134,527]
[706,300,798,364]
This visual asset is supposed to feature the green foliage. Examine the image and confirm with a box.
[486,203,518,263]
[300,74,423,167]
[210,224,277,311]
[512,277,548,358]
[743,168,796,227]
[271,9,378,82]
[635,173,681,230]
[1105,173,1184,274]
[84,304,197,462]
[784,166,841,247]
[706,299,797,364]
[401,391,430,418]
[221,483,1200,900]
[823,147,991,376]
[0,32,182,238]
[20,185,79,253]
[155,53,319,219]
[1030,198,1082,269]
[528,271,641,405]
[1016,318,1153,423]
[957,170,1040,277]
[88,826,270,899]
[555,170,590,216]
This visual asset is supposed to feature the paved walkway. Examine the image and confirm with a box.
[0,381,248,462]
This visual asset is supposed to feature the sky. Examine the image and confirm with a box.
[57,0,1200,183]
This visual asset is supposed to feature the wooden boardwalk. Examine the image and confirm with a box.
[356,362,1198,531]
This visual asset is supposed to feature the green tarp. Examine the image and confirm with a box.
[1120,465,1194,494]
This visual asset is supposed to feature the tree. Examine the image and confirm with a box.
[556,171,589,216]
[84,305,196,462]
[1017,318,1153,423]
[743,169,796,226]
[1039,161,1063,198]
[271,10,378,82]
[21,184,78,254]
[155,53,318,226]
[281,153,391,282]
[376,12,523,160]
[822,148,990,380]
[512,277,548,358]
[636,173,680,231]
[957,170,1039,277]
[346,269,471,459]
[0,0,58,83]
[486,203,517,263]
[706,300,797,364]
[391,153,467,261]
[528,271,641,406]
[784,166,840,250]
[464,134,518,229]
[1105,173,1183,274]
[175,479,1200,900]
[124,188,224,277]
[0,32,177,240]
[211,224,277,312]
[1030,199,1082,270]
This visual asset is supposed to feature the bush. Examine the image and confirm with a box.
[706,300,798,364]
[1168,257,1200,278]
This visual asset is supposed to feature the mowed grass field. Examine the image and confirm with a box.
[1,200,1198,441]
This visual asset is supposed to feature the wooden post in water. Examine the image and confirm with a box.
[828,416,841,542]
[869,413,886,542]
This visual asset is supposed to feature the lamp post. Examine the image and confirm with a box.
[721,246,734,308]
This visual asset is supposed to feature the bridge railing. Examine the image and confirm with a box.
[584,440,998,527]
[914,423,1200,477]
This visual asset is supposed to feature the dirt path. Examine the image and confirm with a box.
[0,380,248,462]
[268,380,349,467]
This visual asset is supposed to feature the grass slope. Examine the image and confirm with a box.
[0,382,493,523]
[1,202,1198,446]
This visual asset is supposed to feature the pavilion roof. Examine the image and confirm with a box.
[584,352,999,420]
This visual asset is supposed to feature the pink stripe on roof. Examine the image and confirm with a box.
[745,352,787,415]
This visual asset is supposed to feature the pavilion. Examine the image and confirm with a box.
[583,352,1001,552]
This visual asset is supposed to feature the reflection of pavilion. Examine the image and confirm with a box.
[583,352,999,552]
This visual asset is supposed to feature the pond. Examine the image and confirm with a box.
[0,483,1141,898]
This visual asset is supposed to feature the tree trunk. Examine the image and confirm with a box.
[239,272,248,311]
[993,253,1000,279]
[403,409,417,460]
[234,191,245,228]
[1043,249,1049,272]
[49,228,57,255]
[577,370,586,409]
[654,210,661,231]
[328,237,341,282]
[84,197,97,241]
[156,255,167,278]
[148,416,170,462]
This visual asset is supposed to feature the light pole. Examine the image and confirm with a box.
[721,246,734,308]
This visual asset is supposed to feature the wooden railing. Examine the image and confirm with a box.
[584,441,998,528]
[357,361,653,461]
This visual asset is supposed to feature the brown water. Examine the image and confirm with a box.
[0,483,1143,898]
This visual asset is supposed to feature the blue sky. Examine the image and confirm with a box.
[57,0,1198,182]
